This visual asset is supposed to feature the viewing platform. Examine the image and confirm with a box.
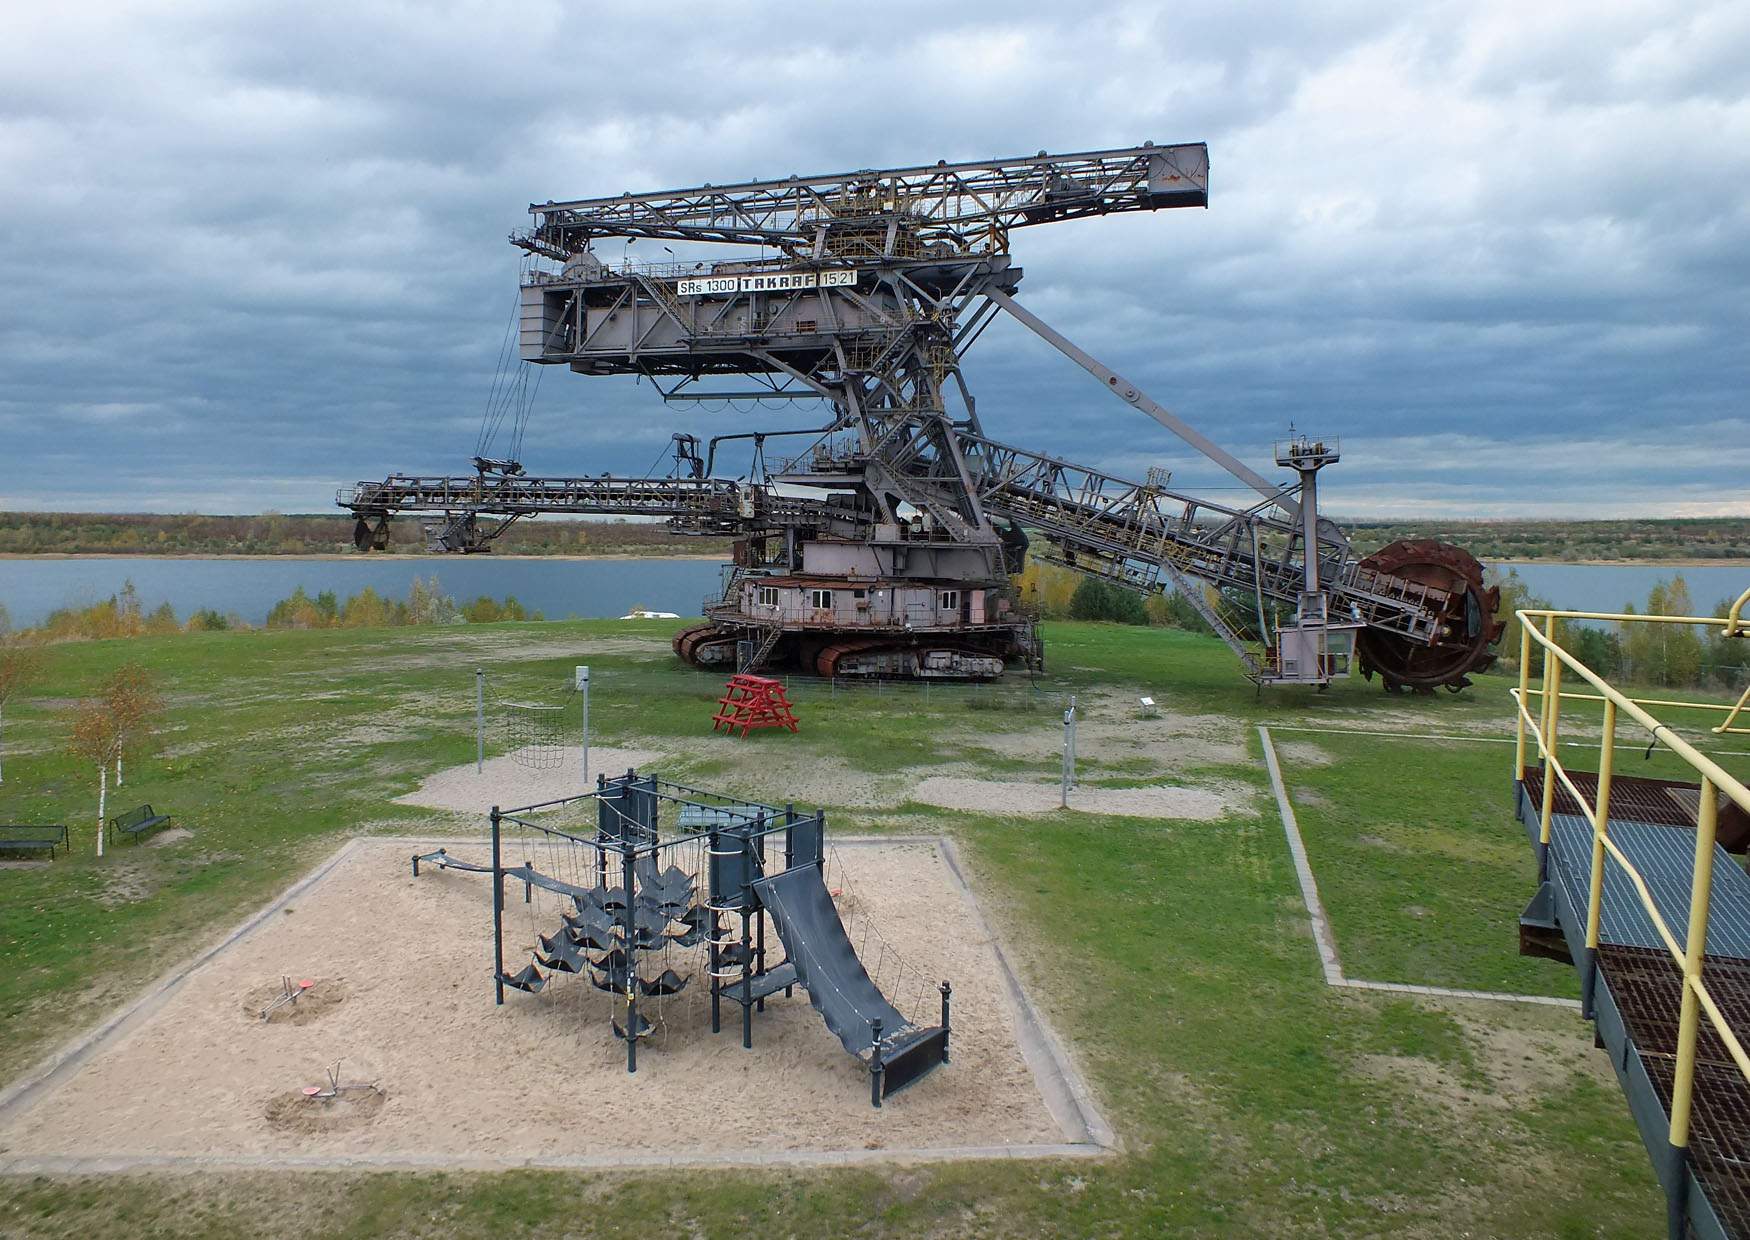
[1512,590,1750,1239]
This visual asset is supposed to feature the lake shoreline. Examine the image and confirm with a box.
[1,552,1743,568]
[0,551,732,563]
[1492,558,1750,569]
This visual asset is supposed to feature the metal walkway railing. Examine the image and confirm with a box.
[1512,589,1750,1238]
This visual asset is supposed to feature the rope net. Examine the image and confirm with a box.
[486,676,577,770]
[821,843,938,1031]
[500,701,569,769]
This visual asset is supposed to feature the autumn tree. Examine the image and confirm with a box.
[1621,577,1705,688]
[106,663,165,788]
[66,663,165,854]
[0,632,45,784]
[1490,569,1558,676]
[68,698,124,856]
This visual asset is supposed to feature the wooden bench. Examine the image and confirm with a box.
[108,804,172,847]
[0,824,69,858]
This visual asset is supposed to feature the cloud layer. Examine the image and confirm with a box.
[1,0,1744,516]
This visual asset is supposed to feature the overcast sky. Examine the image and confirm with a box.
[1,1,1745,518]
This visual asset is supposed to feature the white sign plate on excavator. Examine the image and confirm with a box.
[677,269,857,296]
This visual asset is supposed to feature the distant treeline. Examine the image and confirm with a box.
[1494,570,1749,692]
[5,512,1749,562]
[1014,562,1215,633]
[2,577,539,642]
[1344,518,1750,563]
[0,512,732,558]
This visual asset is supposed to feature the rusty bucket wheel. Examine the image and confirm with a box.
[1355,539,1504,694]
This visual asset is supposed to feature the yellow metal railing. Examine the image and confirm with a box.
[1716,588,1750,733]
[1511,592,1750,1154]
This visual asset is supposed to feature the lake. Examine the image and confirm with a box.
[0,557,730,627]
[0,555,1743,628]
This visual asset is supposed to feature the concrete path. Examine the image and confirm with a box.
[1258,725,1579,1011]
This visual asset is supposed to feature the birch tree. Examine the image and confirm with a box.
[65,664,164,855]
[105,663,164,788]
[68,699,124,857]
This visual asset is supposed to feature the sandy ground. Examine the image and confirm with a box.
[968,709,1246,773]
[910,776,1252,820]
[394,746,665,814]
[0,839,1067,1162]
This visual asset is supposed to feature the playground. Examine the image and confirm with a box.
[0,835,1086,1167]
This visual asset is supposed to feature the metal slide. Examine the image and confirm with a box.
[751,862,948,1099]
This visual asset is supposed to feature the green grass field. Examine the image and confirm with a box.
[3,618,1745,1237]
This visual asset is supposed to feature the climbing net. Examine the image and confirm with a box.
[496,803,714,1047]
[486,677,577,770]
[821,844,941,1032]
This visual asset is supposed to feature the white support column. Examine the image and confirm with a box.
[475,668,485,774]
[577,665,591,789]
[1061,696,1077,808]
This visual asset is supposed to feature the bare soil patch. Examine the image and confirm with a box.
[96,866,151,907]
[966,706,1246,774]
[1274,739,1333,767]
[146,827,193,848]
[909,776,1253,821]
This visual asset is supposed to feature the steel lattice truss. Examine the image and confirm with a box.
[341,429,1450,643]
[515,143,1209,257]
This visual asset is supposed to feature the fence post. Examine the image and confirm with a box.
[476,668,485,774]
[1582,698,1617,1017]
[1536,619,1563,880]
[490,807,504,1005]
[1667,775,1721,1233]
[870,1017,884,1108]
[1061,696,1077,808]
[1513,616,1533,778]
[623,839,638,1074]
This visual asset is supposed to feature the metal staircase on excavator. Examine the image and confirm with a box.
[635,273,698,335]
[739,622,785,674]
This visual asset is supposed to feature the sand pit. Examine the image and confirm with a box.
[0,838,1102,1170]
[909,775,1253,820]
[394,746,664,815]
[264,1083,385,1134]
[242,976,350,1026]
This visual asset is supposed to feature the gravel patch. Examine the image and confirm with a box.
[393,746,665,815]
[909,776,1253,820]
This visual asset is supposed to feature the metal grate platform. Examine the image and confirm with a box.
[1542,812,1750,957]
[1519,779,1750,1239]
[1610,946,1750,1238]
[1523,768,1750,851]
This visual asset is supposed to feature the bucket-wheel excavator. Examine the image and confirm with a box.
[341,142,1501,692]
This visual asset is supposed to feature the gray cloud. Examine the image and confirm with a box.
[0,0,1744,517]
